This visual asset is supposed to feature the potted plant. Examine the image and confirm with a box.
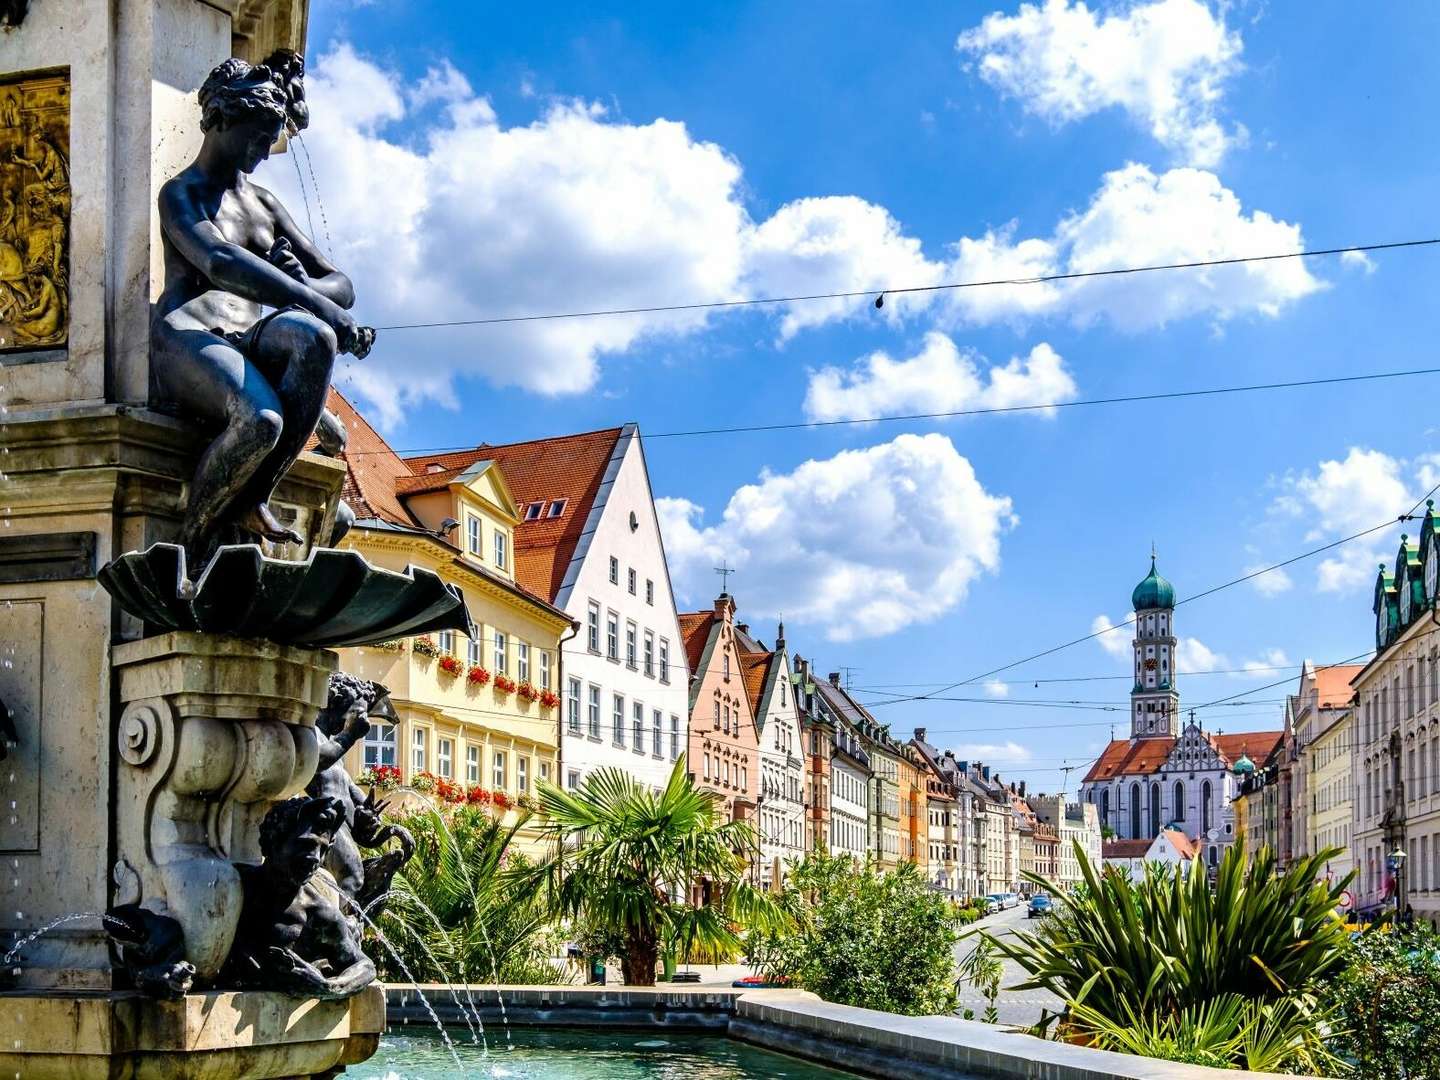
[437,654,463,677]
[493,674,517,695]
[412,634,440,659]
[538,689,561,711]
[516,681,539,702]
[466,665,491,687]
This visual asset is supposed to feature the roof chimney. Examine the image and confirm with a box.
[1019,781,1027,797]
[828,672,841,687]
[913,727,927,744]
[737,622,749,636]
[981,765,991,781]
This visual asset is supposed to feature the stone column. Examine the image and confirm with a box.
[111,632,333,979]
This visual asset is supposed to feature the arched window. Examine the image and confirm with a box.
[1101,789,1111,823]
[1173,780,1185,823]
[1201,780,1213,832]
[1129,782,1141,837]
[1149,782,1161,836]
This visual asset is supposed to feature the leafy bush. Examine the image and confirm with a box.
[1323,924,1440,1078]
[374,805,560,987]
[746,851,960,1016]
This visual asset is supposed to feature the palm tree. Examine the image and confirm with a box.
[376,805,558,987]
[518,755,786,985]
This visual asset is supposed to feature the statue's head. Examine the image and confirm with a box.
[259,796,344,884]
[317,671,393,736]
[197,57,294,173]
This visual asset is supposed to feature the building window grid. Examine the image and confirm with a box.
[587,685,601,739]
[566,678,582,735]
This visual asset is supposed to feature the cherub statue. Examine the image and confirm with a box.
[151,50,373,570]
[306,672,414,913]
[224,796,375,1000]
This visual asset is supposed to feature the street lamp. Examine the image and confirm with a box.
[1386,845,1407,922]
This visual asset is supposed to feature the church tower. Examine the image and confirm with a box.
[1131,554,1180,738]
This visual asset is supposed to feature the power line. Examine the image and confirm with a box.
[340,364,1440,457]
[865,480,1440,711]
[849,659,1366,689]
[372,237,1440,331]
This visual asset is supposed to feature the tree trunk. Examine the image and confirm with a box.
[621,928,659,986]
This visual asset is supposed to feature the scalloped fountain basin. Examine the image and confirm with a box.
[98,542,474,648]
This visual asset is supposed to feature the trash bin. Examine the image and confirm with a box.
[587,957,606,985]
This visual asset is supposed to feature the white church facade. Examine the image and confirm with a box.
[1081,557,1283,871]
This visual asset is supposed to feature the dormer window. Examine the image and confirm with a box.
[547,500,566,518]
[493,530,508,570]
[524,501,544,520]
[426,463,445,474]
[466,516,481,556]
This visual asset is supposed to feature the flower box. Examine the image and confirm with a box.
[466,665,491,687]
[412,634,440,658]
[369,639,406,653]
[493,674,517,694]
[359,764,402,792]
[538,689,561,710]
[437,654,463,677]
[465,786,492,805]
[492,790,512,810]
[516,681,539,702]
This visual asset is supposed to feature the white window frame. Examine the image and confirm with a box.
[660,639,670,684]
[627,567,637,595]
[466,515,481,556]
[517,755,529,793]
[644,631,654,677]
[517,641,530,684]
[437,737,453,779]
[670,715,680,761]
[587,684,601,738]
[626,621,637,669]
[567,678,582,734]
[493,631,508,674]
[652,709,663,757]
[645,579,654,605]
[412,728,427,774]
[587,601,601,653]
[466,635,482,666]
[492,749,506,790]
[540,650,551,691]
[607,611,619,660]
[364,722,397,767]
[438,629,455,654]
[632,700,644,753]
[466,745,480,784]
[609,556,619,585]
[493,529,508,569]
[613,694,626,746]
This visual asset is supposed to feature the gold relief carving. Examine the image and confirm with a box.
[0,71,68,351]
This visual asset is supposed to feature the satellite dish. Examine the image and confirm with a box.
[1206,828,1219,841]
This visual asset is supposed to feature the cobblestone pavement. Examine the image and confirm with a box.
[954,902,1063,1029]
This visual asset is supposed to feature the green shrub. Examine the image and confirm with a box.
[746,852,960,1016]
[1324,924,1440,1079]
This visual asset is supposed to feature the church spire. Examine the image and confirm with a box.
[1131,550,1180,739]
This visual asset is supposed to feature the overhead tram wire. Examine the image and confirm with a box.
[372,237,1440,332]
[863,478,1440,712]
[342,365,1440,457]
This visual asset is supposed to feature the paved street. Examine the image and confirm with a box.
[954,903,1062,1029]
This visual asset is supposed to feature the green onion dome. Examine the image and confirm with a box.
[1132,556,1175,611]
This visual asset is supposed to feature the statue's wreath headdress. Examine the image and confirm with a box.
[198,49,309,135]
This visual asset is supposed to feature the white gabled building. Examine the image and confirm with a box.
[736,622,806,887]
[406,425,690,791]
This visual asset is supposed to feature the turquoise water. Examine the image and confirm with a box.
[351,1028,859,1079]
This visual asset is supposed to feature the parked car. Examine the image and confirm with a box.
[1003,892,1020,909]
[983,894,1004,914]
[1027,895,1053,918]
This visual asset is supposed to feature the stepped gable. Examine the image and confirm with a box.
[1084,727,1285,782]
[406,427,625,602]
[318,389,418,527]
[677,611,716,675]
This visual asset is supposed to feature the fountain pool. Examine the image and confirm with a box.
[351,1027,860,1079]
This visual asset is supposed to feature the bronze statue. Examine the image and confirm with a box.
[307,673,414,913]
[152,51,373,569]
[224,796,375,1000]
[102,904,194,999]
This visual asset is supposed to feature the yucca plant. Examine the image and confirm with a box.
[375,804,560,987]
[1069,991,1342,1074]
[991,839,1352,1044]
[514,756,787,985]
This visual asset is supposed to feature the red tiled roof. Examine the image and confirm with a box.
[321,389,416,528]
[678,612,715,676]
[1162,829,1199,860]
[1314,664,1363,709]
[1102,839,1151,859]
[739,650,774,713]
[407,428,625,602]
[1084,728,1285,782]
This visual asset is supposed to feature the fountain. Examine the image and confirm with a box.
[0,3,467,1076]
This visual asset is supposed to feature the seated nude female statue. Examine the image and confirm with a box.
[152,52,373,567]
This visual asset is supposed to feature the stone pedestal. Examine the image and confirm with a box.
[0,985,384,1080]
[113,632,334,979]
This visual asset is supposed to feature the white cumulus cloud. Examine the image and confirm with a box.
[948,741,1032,766]
[657,434,1016,641]
[803,334,1076,423]
[957,0,1244,167]
[1093,612,1287,678]
[271,45,1320,423]
[1272,447,1417,593]
[1246,565,1294,597]
[943,164,1322,330]
[983,679,1011,698]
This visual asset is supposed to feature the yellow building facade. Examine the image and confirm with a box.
[329,394,575,854]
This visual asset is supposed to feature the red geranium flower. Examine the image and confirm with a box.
[467,665,491,686]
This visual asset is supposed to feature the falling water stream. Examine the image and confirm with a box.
[2,911,103,968]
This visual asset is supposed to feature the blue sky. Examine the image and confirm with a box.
[285,0,1440,794]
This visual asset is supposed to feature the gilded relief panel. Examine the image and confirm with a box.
[0,71,68,352]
